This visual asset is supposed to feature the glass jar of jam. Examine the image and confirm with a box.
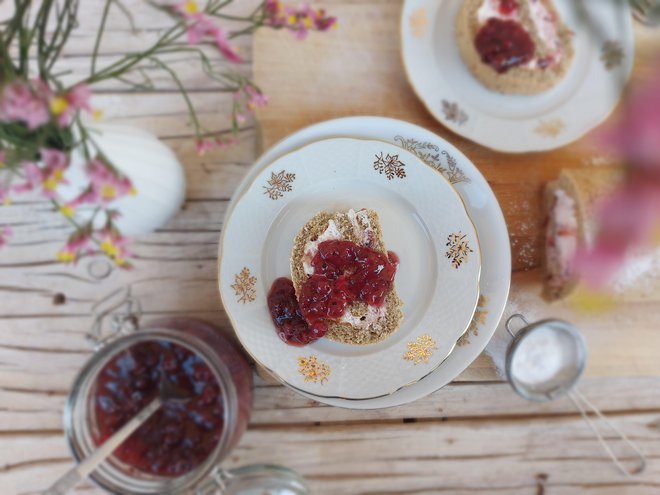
[64,317,253,494]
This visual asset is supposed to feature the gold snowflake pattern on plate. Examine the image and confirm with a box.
[457,294,489,347]
[445,232,473,268]
[394,135,470,184]
[297,355,331,384]
[534,118,564,138]
[409,7,428,39]
[263,170,296,200]
[600,40,623,70]
[231,267,256,303]
[373,152,406,180]
[403,334,438,364]
[441,100,468,125]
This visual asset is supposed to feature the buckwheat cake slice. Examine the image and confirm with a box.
[456,0,574,95]
[291,209,404,345]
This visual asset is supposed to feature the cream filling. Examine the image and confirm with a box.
[340,304,387,330]
[476,0,562,69]
[301,208,385,329]
[545,189,578,290]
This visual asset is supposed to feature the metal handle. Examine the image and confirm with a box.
[43,397,163,494]
[505,314,529,338]
[568,388,646,477]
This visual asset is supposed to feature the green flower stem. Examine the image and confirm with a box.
[91,0,114,76]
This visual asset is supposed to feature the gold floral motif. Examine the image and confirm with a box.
[373,152,406,180]
[534,118,564,138]
[231,267,256,303]
[458,294,489,347]
[445,232,473,268]
[409,7,428,39]
[403,334,438,364]
[263,170,296,200]
[441,100,468,125]
[297,355,331,384]
[393,135,470,185]
[600,40,624,70]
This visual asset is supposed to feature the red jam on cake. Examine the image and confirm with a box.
[267,240,399,347]
[456,0,574,94]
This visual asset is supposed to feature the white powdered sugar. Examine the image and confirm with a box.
[610,247,660,294]
[510,326,579,388]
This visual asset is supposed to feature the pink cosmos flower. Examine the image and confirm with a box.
[195,138,215,156]
[0,226,12,248]
[57,232,92,264]
[244,85,268,110]
[174,1,242,63]
[50,84,93,127]
[98,228,132,267]
[263,1,337,39]
[0,80,51,129]
[70,159,134,206]
[12,149,70,198]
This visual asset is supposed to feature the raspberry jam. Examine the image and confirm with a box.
[475,18,535,73]
[498,0,518,15]
[267,240,399,346]
[268,278,328,346]
[93,340,223,477]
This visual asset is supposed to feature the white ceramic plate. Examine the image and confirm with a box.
[218,117,511,409]
[220,138,481,399]
[401,0,634,152]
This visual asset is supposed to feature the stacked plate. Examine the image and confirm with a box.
[218,117,511,409]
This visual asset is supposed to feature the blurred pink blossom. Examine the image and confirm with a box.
[11,149,70,198]
[69,159,134,206]
[0,226,12,248]
[50,84,93,127]
[0,80,51,129]
[596,67,660,176]
[57,232,92,264]
[99,228,132,267]
[574,66,660,288]
[263,0,337,39]
[174,1,242,63]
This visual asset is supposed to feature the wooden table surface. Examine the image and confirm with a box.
[1,1,660,494]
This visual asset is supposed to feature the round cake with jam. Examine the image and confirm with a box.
[456,0,574,94]
[267,208,403,347]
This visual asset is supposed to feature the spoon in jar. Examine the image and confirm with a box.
[43,375,192,495]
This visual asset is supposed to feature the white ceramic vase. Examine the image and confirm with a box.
[58,123,186,236]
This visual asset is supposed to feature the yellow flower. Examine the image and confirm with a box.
[92,109,103,121]
[182,0,199,14]
[50,97,69,116]
[129,186,138,196]
[59,205,75,218]
[101,184,117,201]
[43,170,65,191]
[57,250,76,263]
[101,239,120,259]
[287,14,298,25]
[302,16,312,29]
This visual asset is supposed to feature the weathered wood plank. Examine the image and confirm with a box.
[2,376,660,432]
[3,411,659,495]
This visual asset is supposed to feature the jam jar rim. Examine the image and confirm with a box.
[63,326,239,495]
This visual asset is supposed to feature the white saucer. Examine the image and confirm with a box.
[219,117,511,409]
[401,0,634,152]
[219,138,481,399]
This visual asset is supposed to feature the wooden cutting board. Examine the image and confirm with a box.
[253,0,660,380]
